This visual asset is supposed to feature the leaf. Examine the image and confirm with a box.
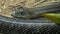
[42,13,60,24]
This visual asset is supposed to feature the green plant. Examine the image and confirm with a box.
[42,13,60,24]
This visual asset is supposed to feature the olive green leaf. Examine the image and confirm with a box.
[42,13,60,24]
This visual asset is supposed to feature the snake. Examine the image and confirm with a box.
[0,0,60,34]
[11,2,60,19]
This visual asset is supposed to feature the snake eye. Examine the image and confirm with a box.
[17,7,25,15]
[20,12,25,15]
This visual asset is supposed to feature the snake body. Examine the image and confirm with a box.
[0,0,60,34]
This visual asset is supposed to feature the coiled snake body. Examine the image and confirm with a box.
[0,0,60,34]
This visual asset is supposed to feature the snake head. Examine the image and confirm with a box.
[11,7,39,19]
